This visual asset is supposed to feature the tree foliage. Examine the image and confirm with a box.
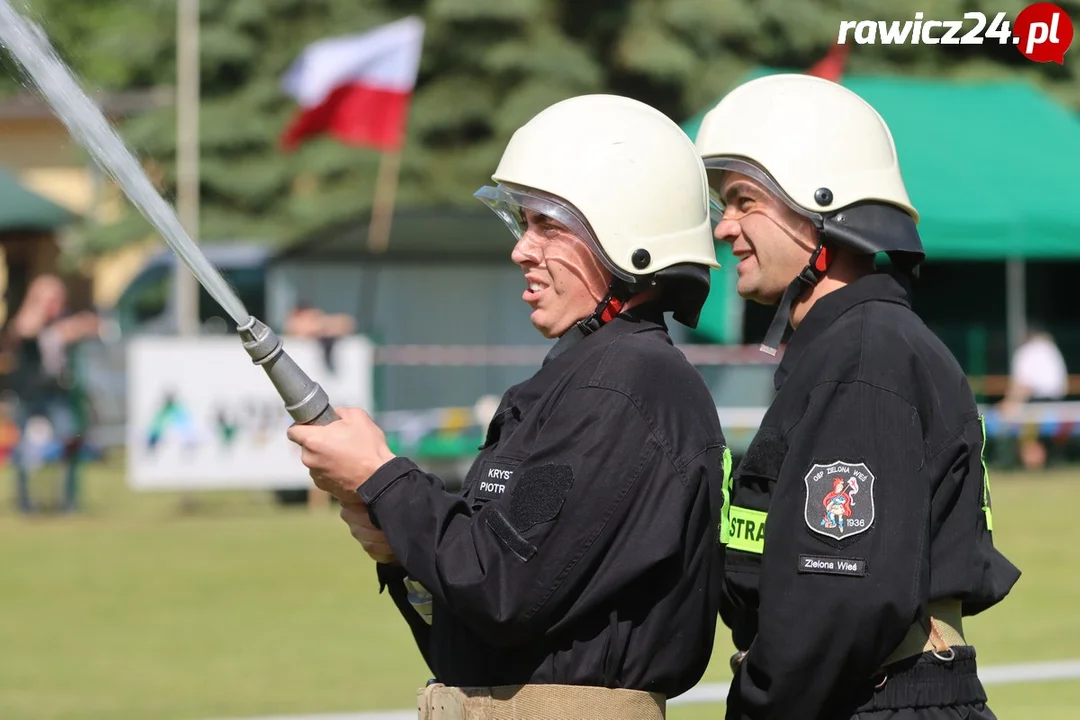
[0,0,1076,257]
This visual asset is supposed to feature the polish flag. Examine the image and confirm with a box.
[279,16,425,152]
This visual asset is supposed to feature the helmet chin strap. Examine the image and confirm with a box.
[574,280,634,336]
[759,241,833,356]
[542,280,635,366]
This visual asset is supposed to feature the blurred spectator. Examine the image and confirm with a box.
[284,303,354,373]
[999,325,1068,470]
[0,274,99,513]
[285,303,355,339]
[283,304,325,338]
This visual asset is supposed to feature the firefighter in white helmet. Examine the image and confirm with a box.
[476,93,725,337]
[288,94,730,719]
[698,73,1020,720]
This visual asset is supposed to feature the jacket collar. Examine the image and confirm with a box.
[774,271,913,390]
[543,302,667,366]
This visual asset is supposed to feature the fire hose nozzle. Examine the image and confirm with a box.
[237,316,339,426]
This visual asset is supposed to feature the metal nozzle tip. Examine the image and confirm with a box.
[236,315,334,425]
[238,317,279,365]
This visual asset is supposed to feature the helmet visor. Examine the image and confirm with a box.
[473,183,637,283]
[708,194,725,229]
[703,157,823,224]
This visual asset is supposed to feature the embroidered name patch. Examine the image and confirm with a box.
[475,461,517,501]
[803,460,876,541]
[798,554,867,577]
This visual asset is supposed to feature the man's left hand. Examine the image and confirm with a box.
[286,407,396,502]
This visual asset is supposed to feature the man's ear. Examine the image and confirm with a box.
[825,245,875,279]
[805,218,823,251]
[786,212,819,256]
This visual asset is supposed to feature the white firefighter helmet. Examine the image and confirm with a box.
[695,74,925,354]
[475,94,721,328]
[695,73,919,224]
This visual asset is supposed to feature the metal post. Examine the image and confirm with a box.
[175,0,200,336]
[1006,259,1026,356]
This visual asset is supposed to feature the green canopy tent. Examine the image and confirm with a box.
[0,167,77,231]
[683,69,1080,351]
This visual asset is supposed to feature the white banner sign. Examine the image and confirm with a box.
[126,335,373,491]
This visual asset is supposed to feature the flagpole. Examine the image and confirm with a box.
[175,0,200,336]
[366,148,402,253]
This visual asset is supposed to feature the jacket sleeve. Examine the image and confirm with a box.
[373,562,435,672]
[729,380,929,719]
[358,385,683,646]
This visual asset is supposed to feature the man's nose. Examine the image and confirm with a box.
[713,218,741,244]
[511,232,543,265]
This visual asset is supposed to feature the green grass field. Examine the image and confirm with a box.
[1,455,1077,719]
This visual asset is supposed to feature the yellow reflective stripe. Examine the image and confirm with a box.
[980,414,993,532]
[719,446,733,544]
[728,505,767,554]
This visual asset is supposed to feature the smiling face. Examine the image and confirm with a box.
[712,171,818,305]
[510,208,612,338]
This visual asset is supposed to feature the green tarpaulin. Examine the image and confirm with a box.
[685,69,1080,344]
[0,167,77,232]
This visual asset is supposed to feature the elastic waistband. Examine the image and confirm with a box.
[882,599,967,667]
[417,682,666,720]
[858,646,987,711]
